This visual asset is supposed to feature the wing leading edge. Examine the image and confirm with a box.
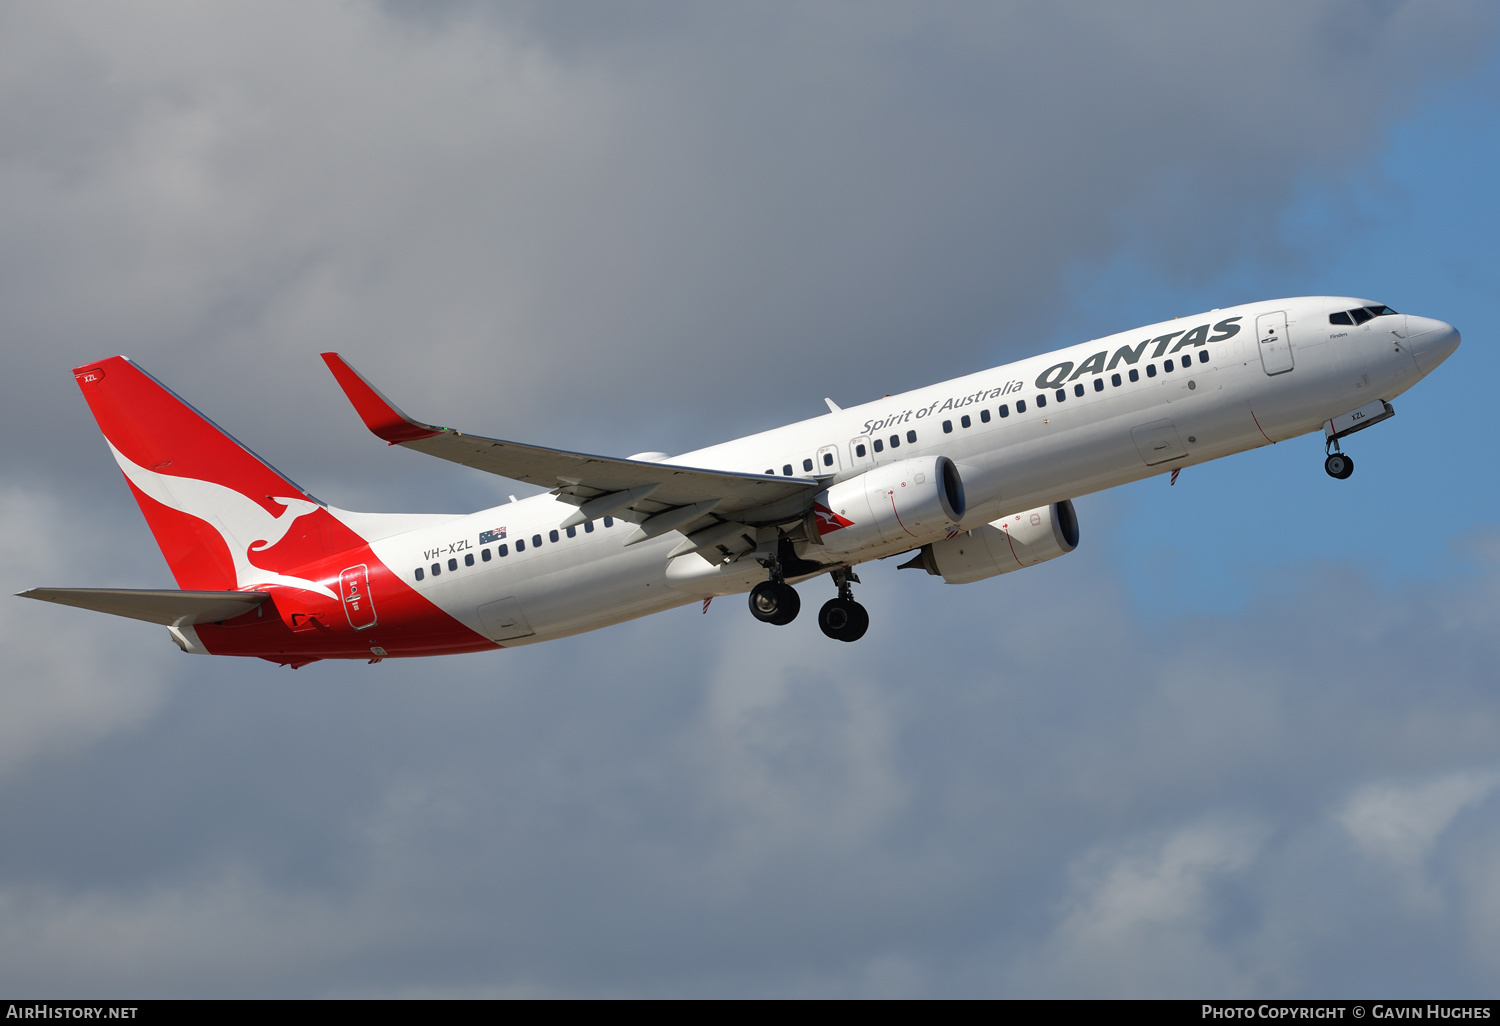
[320,354,820,532]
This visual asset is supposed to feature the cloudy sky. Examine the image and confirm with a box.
[2,0,1499,997]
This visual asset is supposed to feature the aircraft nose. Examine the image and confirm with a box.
[1403,316,1461,374]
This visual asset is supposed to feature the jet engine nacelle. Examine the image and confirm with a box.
[814,456,966,553]
[903,500,1079,584]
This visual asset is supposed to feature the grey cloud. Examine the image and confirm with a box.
[5,469,1500,994]
[2,1,1494,509]
[3,0,1499,999]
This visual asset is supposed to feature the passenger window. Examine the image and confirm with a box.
[1198,349,1209,362]
[532,534,543,547]
[499,543,509,556]
[1147,364,1157,378]
[549,529,559,543]
[482,548,491,561]
[855,443,867,457]
[1349,307,1373,325]
[584,522,594,534]
[604,516,614,528]
[1056,389,1066,402]
[873,438,884,452]
[566,526,577,538]
[1076,383,1086,397]
[415,567,424,581]
[464,553,474,566]
[1015,400,1026,413]
[515,539,525,552]
[448,558,458,571]
[1111,373,1122,387]
[906,430,916,443]
[764,469,774,475]
[1329,311,1353,326]
[889,435,900,448]
[961,415,971,428]
[980,409,991,422]
[1164,359,1174,372]
[823,452,833,466]
[782,464,792,476]
[1036,394,1046,408]
[1181,352,1192,366]
[431,563,441,576]
[1093,378,1104,392]
[942,420,953,434]
[802,458,813,472]
[1129,369,1139,382]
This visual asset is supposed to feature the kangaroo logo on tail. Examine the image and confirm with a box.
[107,442,338,599]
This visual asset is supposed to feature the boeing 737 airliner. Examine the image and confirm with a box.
[21,297,1459,666]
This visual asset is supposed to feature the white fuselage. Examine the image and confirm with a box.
[371,296,1457,645]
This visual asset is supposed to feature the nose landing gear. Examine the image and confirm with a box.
[818,568,869,643]
[1323,400,1394,480]
[1324,433,1354,480]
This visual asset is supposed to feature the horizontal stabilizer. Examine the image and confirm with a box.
[18,588,269,626]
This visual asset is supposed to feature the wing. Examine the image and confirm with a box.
[321,354,821,535]
[19,588,269,626]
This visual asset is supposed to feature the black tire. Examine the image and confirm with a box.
[818,598,852,638]
[1325,453,1354,480]
[749,581,800,625]
[818,598,869,642]
[842,601,869,642]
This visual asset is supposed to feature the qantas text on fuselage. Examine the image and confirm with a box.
[21,297,1459,664]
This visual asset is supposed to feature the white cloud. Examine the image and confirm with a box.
[1341,771,1499,868]
[1007,818,1268,997]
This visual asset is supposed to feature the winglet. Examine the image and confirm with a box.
[320,353,445,444]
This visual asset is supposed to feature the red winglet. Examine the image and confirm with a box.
[320,353,444,445]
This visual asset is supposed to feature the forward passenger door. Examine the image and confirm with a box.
[1257,311,1294,375]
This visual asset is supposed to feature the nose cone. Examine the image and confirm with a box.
[1404,315,1461,374]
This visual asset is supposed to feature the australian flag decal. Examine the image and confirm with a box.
[479,527,507,544]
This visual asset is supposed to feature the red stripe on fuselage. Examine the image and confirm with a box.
[194,540,498,661]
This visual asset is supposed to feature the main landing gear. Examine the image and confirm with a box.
[748,546,801,625]
[747,560,868,642]
[748,578,801,626]
[818,568,868,643]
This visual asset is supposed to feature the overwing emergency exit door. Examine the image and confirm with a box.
[816,444,841,474]
[1257,311,1294,375]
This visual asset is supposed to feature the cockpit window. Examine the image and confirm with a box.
[1332,304,1397,326]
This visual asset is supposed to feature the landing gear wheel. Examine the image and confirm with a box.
[1324,452,1354,480]
[818,598,869,642]
[749,581,801,625]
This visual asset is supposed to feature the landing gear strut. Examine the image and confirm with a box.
[818,568,869,643]
[749,552,801,625]
[1324,437,1354,480]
